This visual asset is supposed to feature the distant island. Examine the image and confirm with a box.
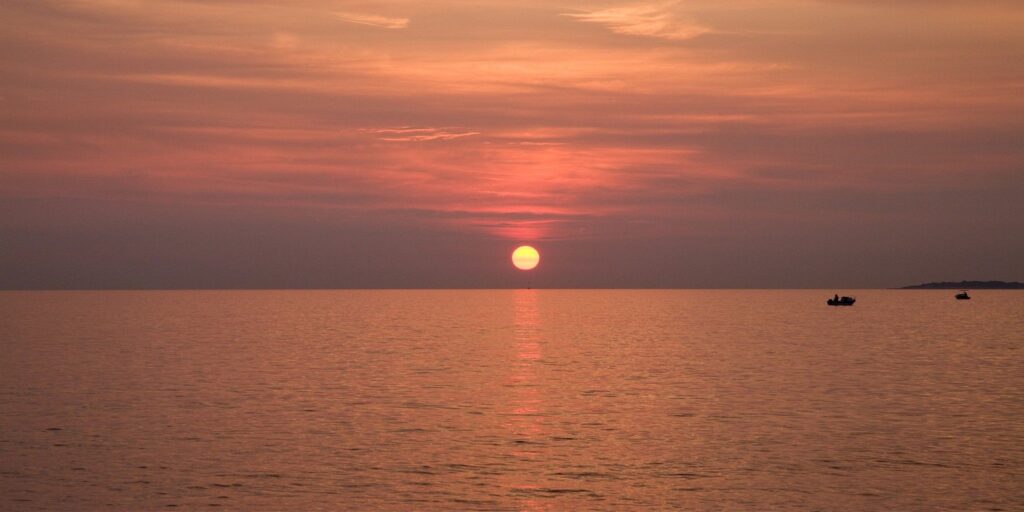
[900,280,1024,289]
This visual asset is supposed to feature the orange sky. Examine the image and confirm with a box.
[1,1,1022,287]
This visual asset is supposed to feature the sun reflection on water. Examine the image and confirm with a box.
[505,289,554,510]
[508,289,544,441]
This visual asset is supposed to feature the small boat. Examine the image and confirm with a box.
[827,295,856,306]
[955,290,970,300]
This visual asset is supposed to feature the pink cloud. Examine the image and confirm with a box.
[563,2,711,40]
[334,11,410,29]
[361,127,481,142]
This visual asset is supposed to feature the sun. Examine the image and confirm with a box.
[511,245,540,270]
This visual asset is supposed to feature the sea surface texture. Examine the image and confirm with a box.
[1,290,1022,510]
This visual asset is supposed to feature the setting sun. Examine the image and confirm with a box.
[511,245,540,270]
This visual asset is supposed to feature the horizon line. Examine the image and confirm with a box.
[4,287,1017,292]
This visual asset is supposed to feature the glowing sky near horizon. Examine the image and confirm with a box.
[1,1,1022,288]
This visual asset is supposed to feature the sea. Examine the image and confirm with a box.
[1,290,1021,511]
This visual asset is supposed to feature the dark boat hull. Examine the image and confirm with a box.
[827,299,855,306]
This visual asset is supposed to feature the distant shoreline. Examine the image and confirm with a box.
[900,281,1024,289]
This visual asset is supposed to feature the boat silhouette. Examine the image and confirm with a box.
[827,294,855,306]
[955,290,971,300]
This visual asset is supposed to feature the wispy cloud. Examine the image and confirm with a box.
[361,127,479,142]
[563,2,710,40]
[334,11,409,29]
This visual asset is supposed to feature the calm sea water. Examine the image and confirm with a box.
[1,290,1021,511]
